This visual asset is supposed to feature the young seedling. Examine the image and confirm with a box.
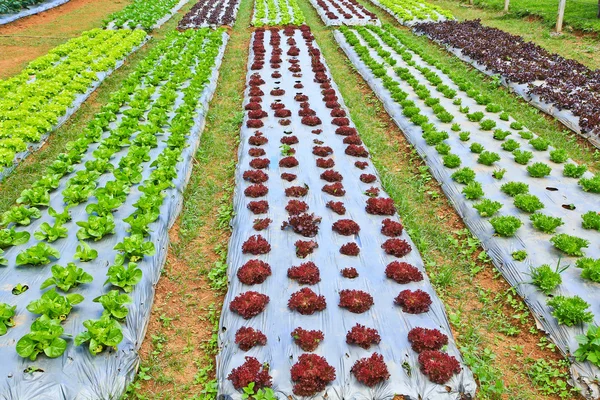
[490,216,522,237]
[529,259,568,295]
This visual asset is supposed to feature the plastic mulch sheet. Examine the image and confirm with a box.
[216,27,476,400]
[0,31,228,400]
[335,28,600,399]
[368,0,449,27]
[307,0,380,26]
[105,0,190,30]
[178,0,241,28]
[0,0,70,25]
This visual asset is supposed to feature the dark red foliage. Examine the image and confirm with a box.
[271,102,285,110]
[339,289,373,313]
[288,262,321,285]
[346,145,369,158]
[299,101,310,108]
[287,47,300,56]
[301,116,322,126]
[235,327,267,351]
[248,109,268,119]
[285,200,309,215]
[249,87,264,96]
[346,324,381,349]
[237,260,272,285]
[280,172,296,181]
[395,289,432,314]
[343,135,363,145]
[316,158,335,168]
[253,218,271,231]
[332,219,360,235]
[227,357,272,390]
[351,353,390,387]
[332,117,350,126]
[326,101,340,109]
[418,351,461,384]
[366,197,395,215]
[244,184,268,198]
[290,354,336,396]
[320,170,343,182]
[323,94,338,102]
[279,156,299,168]
[250,158,270,169]
[312,146,333,157]
[271,89,285,96]
[275,109,292,118]
[295,94,309,102]
[322,182,345,197]
[341,267,358,278]
[355,161,368,169]
[291,327,324,352]
[382,238,412,257]
[282,213,321,237]
[285,186,308,198]
[248,148,266,157]
[298,107,316,117]
[312,129,322,134]
[294,83,304,89]
[242,235,271,255]
[280,135,298,144]
[243,170,268,183]
[408,327,448,353]
[295,240,318,258]
[381,219,403,237]
[385,261,423,284]
[271,72,281,78]
[330,108,346,117]
[322,88,336,95]
[249,76,265,86]
[340,242,360,256]
[246,119,264,128]
[365,187,380,197]
[230,291,270,319]
[326,201,346,215]
[247,200,269,214]
[279,119,291,126]
[245,102,261,110]
[360,174,377,183]
[288,288,327,315]
[250,96,262,103]
[336,126,358,136]
[288,65,301,73]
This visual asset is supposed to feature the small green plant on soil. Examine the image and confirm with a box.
[577,258,600,283]
[501,182,529,197]
[75,241,98,261]
[451,123,460,132]
[478,151,500,166]
[529,260,567,295]
[459,132,470,141]
[443,154,462,168]
[547,296,594,326]
[512,250,527,261]
[451,167,476,184]
[462,181,484,200]
[0,303,16,335]
[242,383,277,399]
[527,162,552,178]
[492,169,506,179]
[530,213,564,234]
[550,149,569,164]
[526,358,579,399]
[501,139,520,152]
[529,137,550,151]
[514,194,544,213]
[470,143,485,153]
[473,199,502,217]
[574,325,600,368]
[480,119,496,131]
[550,234,589,257]
[75,314,123,355]
[579,174,600,193]
[582,212,600,231]
[513,150,534,165]
[490,216,522,237]
[564,163,587,178]
[459,106,469,114]
[493,130,511,140]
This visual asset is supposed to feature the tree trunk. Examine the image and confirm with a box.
[597,0,600,18]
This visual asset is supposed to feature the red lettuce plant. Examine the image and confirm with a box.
[385,261,423,284]
[249,158,270,169]
[237,259,272,285]
[272,72,281,78]
[326,201,346,215]
[344,135,362,145]
[299,107,316,117]
[295,240,318,258]
[302,116,322,126]
[245,102,261,110]
[382,239,412,257]
[246,119,264,128]
[418,350,461,384]
[253,218,271,230]
[326,101,340,109]
[332,117,350,126]
[316,158,335,168]
[381,219,403,237]
[312,129,322,134]
[288,262,321,285]
[320,170,343,182]
[280,135,298,144]
[340,242,360,256]
[322,182,346,196]
[248,110,268,119]
[323,94,338,102]
[288,288,327,315]
[346,324,381,349]
[279,119,291,126]
[313,146,333,157]
[281,172,297,181]
[242,235,271,255]
[395,290,432,314]
[365,187,380,197]
[366,198,395,215]
[360,174,377,183]
[341,267,358,278]
[295,94,309,102]
[408,327,448,353]
[294,83,303,89]
[332,219,360,235]
[331,108,346,117]
[227,356,272,390]
[290,354,336,396]
[346,145,369,157]
[270,89,285,96]
[355,161,368,169]
[235,327,267,351]
[247,200,268,214]
[291,327,324,352]
[249,87,264,96]
[244,184,268,198]
[230,291,270,319]
[275,109,292,118]
[339,289,373,313]
[285,200,308,215]
[279,156,299,168]
[248,148,266,157]
[336,126,358,136]
[282,213,321,237]
[271,102,285,110]
[350,353,390,387]
[285,186,309,197]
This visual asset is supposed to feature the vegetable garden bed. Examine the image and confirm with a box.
[104,0,190,31]
[0,29,148,181]
[216,25,476,399]
[413,20,600,149]
[367,0,452,26]
[178,0,241,28]
[0,0,70,26]
[306,0,380,26]
[335,23,600,398]
[251,0,305,26]
[0,28,228,399]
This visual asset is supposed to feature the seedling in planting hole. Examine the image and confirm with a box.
[574,325,600,367]
[490,216,522,237]
[467,111,484,122]
[501,139,520,152]
[459,106,470,114]
[462,181,484,200]
[582,211,600,231]
[510,122,523,130]
[518,131,534,140]
[514,194,544,213]
[547,295,593,326]
[528,259,568,295]
[459,132,470,141]
[280,144,294,156]
[579,174,600,193]
[12,283,28,295]
[451,167,476,184]
[550,149,568,164]
[564,163,587,178]
[501,181,528,197]
[499,112,509,121]
[479,119,496,131]
[527,162,551,178]
[550,234,589,257]
[242,383,277,400]
[577,258,600,283]
[492,169,506,179]
[493,130,511,140]
[451,123,460,132]
[513,150,533,165]
[477,151,500,166]
[512,250,527,261]
[435,143,451,155]
[17,315,66,360]
[41,263,93,292]
[530,137,549,151]
[530,213,564,234]
[443,154,461,169]
[473,199,502,217]
[0,303,16,336]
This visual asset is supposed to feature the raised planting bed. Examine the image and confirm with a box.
[252,0,305,26]
[104,0,190,30]
[413,19,600,149]
[0,29,148,181]
[178,0,241,28]
[307,0,380,26]
[335,23,600,397]
[0,0,70,26]
[0,28,228,398]
[367,0,452,26]
[215,25,476,399]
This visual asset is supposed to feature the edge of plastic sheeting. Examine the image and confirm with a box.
[0,0,70,25]
[306,0,381,26]
[0,31,229,400]
[333,29,600,399]
[215,28,477,400]
[413,31,600,151]
[0,35,150,183]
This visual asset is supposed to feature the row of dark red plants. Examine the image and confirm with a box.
[227,26,460,395]
[314,0,378,22]
[178,0,239,28]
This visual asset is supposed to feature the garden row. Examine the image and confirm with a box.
[335,23,600,397]
[252,0,304,26]
[216,25,476,399]
[178,0,241,28]
[368,0,453,26]
[0,29,147,180]
[307,0,380,26]
[103,0,190,31]
[413,19,600,148]
[0,0,70,25]
[0,28,228,399]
